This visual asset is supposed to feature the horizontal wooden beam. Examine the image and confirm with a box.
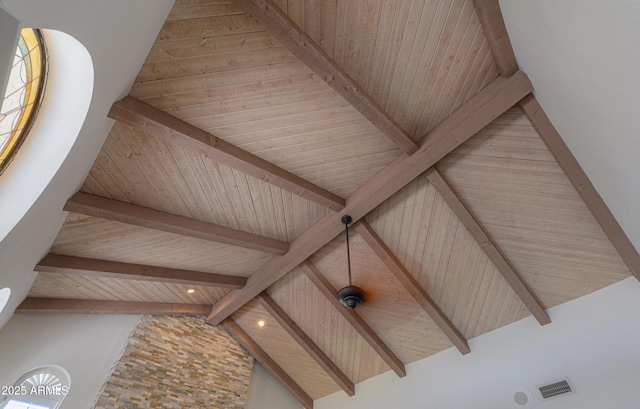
[16,298,211,315]
[36,253,247,288]
[65,192,289,255]
[520,95,640,280]
[425,167,550,325]
[234,0,419,154]
[257,292,355,396]
[221,317,313,409]
[206,71,533,325]
[471,0,519,76]
[354,221,471,354]
[300,261,406,378]
[109,96,345,211]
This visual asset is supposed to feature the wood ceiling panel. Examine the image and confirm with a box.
[276,0,499,139]
[130,0,403,198]
[24,0,640,402]
[439,107,631,308]
[84,123,329,243]
[29,273,229,304]
[365,172,528,339]
[53,214,271,277]
[232,299,340,399]
[267,267,390,383]
[165,0,244,21]
[309,233,455,362]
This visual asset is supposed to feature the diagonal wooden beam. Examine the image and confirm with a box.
[354,221,471,354]
[425,167,551,325]
[207,71,533,325]
[300,261,406,378]
[234,0,419,154]
[221,317,313,409]
[519,95,640,280]
[65,192,289,255]
[16,298,211,315]
[36,253,247,288]
[471,0,519,76]
[257,292,355,396]
[109,96,345,211]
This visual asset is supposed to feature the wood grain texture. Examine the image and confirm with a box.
[207,71,533,325]
[300,261,406,378]
[425,167,550,325]
[439,107,630,309]
[109,96,345,211]
[365,171,529,340]
[265,267,390,384]
[36,253,247,288]
[16,298,211,315]
[24,0,637,399]
[232,299,341,399]
[65,192,290,255]
[222,317,314,408]
[235,0,419,154]
[29,273,231,305]
[257,292,355,396]
[355,221,471,354]
[519,95,640,281]
[53,213,272,278]
[471,0,518,76]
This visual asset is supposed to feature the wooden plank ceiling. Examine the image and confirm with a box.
[21,0,639,407]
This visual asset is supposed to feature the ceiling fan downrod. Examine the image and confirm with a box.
[337,215,365,309]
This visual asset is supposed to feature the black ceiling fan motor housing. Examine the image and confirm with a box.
[337,285,365,309]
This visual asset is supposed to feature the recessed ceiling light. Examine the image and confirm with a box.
[186,288,196,294]
[258,320,265,327]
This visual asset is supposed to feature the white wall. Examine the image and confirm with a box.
[314,278,640,409]
[0,7,19,100]
[0,0,174,330]
[245,362,302,409]
[0,314,140,408]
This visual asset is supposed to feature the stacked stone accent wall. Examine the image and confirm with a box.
[93,315,253,409]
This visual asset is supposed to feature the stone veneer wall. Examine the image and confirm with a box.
[93,315,253,409]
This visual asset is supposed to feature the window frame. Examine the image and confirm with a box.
[0,366,70,409]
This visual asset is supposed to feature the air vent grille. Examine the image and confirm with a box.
[538,379,574,399]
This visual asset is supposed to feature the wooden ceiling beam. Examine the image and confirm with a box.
[16,298,211,315]
[471,0,519,76]
[221,317,313,409]
[354,221,471,354]
[300,261,406,378]
[207,71,533,325]
[65,192,289,255]
[234,0,419,154]
[519,95,640,280]
[36,253,247,288]
[425,167,551,325]
[257,292,355,396]
[108,96,345,212]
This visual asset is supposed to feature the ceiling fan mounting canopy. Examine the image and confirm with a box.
[337,285,365,309]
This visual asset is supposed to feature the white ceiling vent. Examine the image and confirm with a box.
[538,378,575,400]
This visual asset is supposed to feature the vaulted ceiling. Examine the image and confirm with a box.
[18,0,640,407]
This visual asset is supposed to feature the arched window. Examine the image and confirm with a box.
[0,366,70,409]
[0,28,46,175]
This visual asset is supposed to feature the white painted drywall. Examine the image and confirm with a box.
[0,6,19,101]
[0,313,140,408]
[245,362,302,409]
[0,0,174,330]
[314,277,640,409]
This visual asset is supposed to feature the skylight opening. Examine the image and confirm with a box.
[0,28,46,175]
